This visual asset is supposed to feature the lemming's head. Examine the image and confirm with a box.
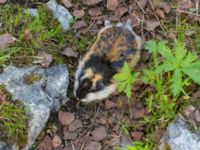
[74,55,117,103]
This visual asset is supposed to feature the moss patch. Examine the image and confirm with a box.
[0,85,28,148]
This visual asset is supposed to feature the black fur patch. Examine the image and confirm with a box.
[76,78,92,99]
[83,54,116,82]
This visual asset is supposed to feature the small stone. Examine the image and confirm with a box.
[52,135,62,148]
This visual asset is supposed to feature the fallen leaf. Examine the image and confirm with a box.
[64,130,78,140]
[72,21,87,29]
[145,20,160,31]
[91,127,107,141]
[137,0,147,9]
[155,2,170,14]
[133,108,145,119]
[68,119,83,131]
[84,141,101,150]
[120,135,132,147]
[131,131,143,140]
[52,135,62,148]
[82,0,103,6]
[107,0,119,11]
[0,33,16,49]
[61,47,78,58]
[37,135,53,150]
[73,10,85,18]
[184,105,195,117]
[179,0,193,10]
[33,52,52,67]
[105,100,117,109]
[168,32,176,39]
[156,9,165,18]
[24,29,32,40]
[0,0,6,4]
[116,7,128,17]
[195,110,200,122]
[62,0,73,8]
[88,7,102,16]
[0,91,9,105]
[98,116,107,125]
[58,111,75,126]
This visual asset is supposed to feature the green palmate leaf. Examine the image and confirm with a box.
[157,41,176,63]
[173,40,187,61]
[117,82,127,92]
[125,84,132,98]
[182,68,200,84]
[155,62,175,74]
[170,69,182,96]
[182,52,198,65]
[114,62,139,98]
[182,62,200,69]
[131,72,140,83]
[145,40,158,53]
[113,73,127,82]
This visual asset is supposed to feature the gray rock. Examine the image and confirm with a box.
[159,117,200,150]
[24,8,38,16]
[0,142,18,150]
[47,0,73,32]
[0,64,69,150]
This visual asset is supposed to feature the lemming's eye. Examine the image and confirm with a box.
[96,81,104,89]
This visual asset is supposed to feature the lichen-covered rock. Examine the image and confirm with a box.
[159,117,200,150]
[0,142,18,150]
[47,0,73,32]
[0,64,69,150]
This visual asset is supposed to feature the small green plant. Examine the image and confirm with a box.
[113,62,139,99]
[145,40,200,97]
[113,142,150,150]
[113,62,139,118]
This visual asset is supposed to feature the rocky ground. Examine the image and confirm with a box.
[0,0,200,150]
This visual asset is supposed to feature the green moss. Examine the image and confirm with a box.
[0,85,28,148]
[24,74,42,85]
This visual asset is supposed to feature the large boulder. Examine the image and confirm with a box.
[0,64,69,150]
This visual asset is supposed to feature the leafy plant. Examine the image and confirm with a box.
[113,142,150,150]
[145,40,200,97]
[113,62,139,99]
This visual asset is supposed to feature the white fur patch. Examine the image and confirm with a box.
[81,83,117,103]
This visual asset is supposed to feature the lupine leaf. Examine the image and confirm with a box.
[145,40,157,53]
[170,69,182,96]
